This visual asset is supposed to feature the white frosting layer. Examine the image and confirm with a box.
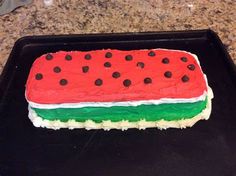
[28,91,207,109]
[28,87,213,130]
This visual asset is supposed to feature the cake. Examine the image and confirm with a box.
[25,49,213,130]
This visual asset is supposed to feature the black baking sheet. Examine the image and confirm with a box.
[0,30,236,176]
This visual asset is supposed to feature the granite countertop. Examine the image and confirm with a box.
[0,0,235,73]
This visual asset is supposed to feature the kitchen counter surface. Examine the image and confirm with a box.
[0,0,235,73]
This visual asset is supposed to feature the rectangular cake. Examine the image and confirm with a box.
[25,49,213,130]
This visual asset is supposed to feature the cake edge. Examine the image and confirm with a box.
[28,87,213,131]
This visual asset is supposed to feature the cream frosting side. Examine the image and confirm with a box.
[28,87,213,130]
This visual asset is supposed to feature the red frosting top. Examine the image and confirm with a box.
[25,49,207,104]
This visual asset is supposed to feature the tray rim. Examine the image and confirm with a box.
[0,29,236,175]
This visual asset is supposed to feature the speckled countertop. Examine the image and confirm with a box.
[0,0,235,73]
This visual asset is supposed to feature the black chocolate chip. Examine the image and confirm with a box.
[104,62,111,67]
[65,54,72,61]
[187,64,195,71]
[144,77,152,84]
[46,54,53,60]
[137,62,145,68]
[53,66,61,73]
[148,51,156,57]
[181,57,188,62]
[125,55,133,61]
[35,73,43,80]
[82,66,89,73]
[95,79,103,86]
[105,52,112,58]
[162,57,169,64]
[85,54,91,60]
[164,71,172,78]
[123,79,131,87]
[182,75,189,82]
[112,72,120,78]
[60,79,68,86]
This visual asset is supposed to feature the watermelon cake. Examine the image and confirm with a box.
[25,49,213,130]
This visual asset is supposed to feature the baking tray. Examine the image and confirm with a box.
[0,30,236,176]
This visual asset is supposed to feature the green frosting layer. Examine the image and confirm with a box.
[33,99,207,123]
